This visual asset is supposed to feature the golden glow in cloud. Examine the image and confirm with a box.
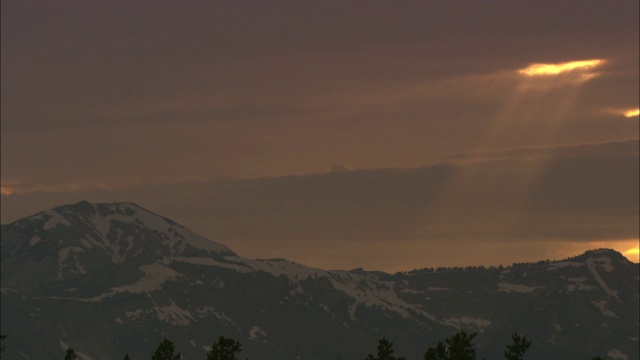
[518,59,605,77]
[623,108,639,118]
[0,178,20,195]
[555,239,640,264]
[605,108,640,118]
[624,245,640,262]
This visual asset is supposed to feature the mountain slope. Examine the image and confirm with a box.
[1,202,638,359]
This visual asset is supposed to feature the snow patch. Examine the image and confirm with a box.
[240,258,324,279]
[565,277,595,292]
[42,211,71,230]
[442,317,491,332]
[119,203,232,254]
[589,257,614,272]
[57,247,85,279]
[125,309,144,319]
[111,263,180,294]
[153,300,193,326]
[174,257,247,272]
[59,340,69,351]
[58,341,94,360]
[82,263,181,302]
[498,282,539,293]
[109,236,135,264]
[328,272,437,323]
[227,257,438,324]
[194,306,238,327]
[400,288,424,294]
[58,247,84,264]
[586,258,621,302]
[591,300,618,318]
[74,259,87,274]
[249,326,267,342]
[13,349,31,359]
[28,236,41,246]
[607,349,628,360]
[58,202,233,258]
[79,238,93,248]
[547,261,584,270]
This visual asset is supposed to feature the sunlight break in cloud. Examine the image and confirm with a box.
[0,179,25,195]
[624,245,639,263]
[605,108,640,118]
[623,108,639,118]
[518,59,605,77]
[0,178,131,196]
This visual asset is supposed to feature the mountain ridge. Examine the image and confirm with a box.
[1,202,638,359]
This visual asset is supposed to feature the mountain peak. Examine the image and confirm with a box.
[569,248,631,263]
[2,201,236,265]
[2,203,638,360]
[51,201,166,222]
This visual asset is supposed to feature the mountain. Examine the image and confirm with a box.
[1,201,638,359]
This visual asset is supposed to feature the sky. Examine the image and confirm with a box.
[1,0,638,272]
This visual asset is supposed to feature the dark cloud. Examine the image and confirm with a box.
[2,0,637,132]
[3,140,637,270]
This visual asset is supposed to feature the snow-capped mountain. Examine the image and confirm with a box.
[1,202,638,359]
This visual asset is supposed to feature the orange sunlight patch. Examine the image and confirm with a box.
[518,59,604,77]
[549,239,639,263]
[623,108,639,118]
[623,245,640,263]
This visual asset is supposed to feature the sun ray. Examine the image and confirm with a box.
[424,59,614,243]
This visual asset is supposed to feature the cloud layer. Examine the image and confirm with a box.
[3,140,637,270]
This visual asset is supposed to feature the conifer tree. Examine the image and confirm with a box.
[423,342,447,360]
[504,333,531,360]
[206,336,242,360]
[64,347,78,360]
[0,334,6,359]
[151,338,181,360]
[124,354,132,360]
[424,331,477,360]
[365,336,406,360]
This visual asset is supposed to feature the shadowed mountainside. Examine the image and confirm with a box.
[1,202,638,359]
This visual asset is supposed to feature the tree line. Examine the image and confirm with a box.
[398,258,561,276]
[365,332,605,360]
[366,331,529,360]
[0,331,608,359]
[55,337,241,360]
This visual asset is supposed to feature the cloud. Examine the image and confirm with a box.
[3,140,637,269]
[518,59,605,77]
[2,0,638,271]
[2,1,637,134]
